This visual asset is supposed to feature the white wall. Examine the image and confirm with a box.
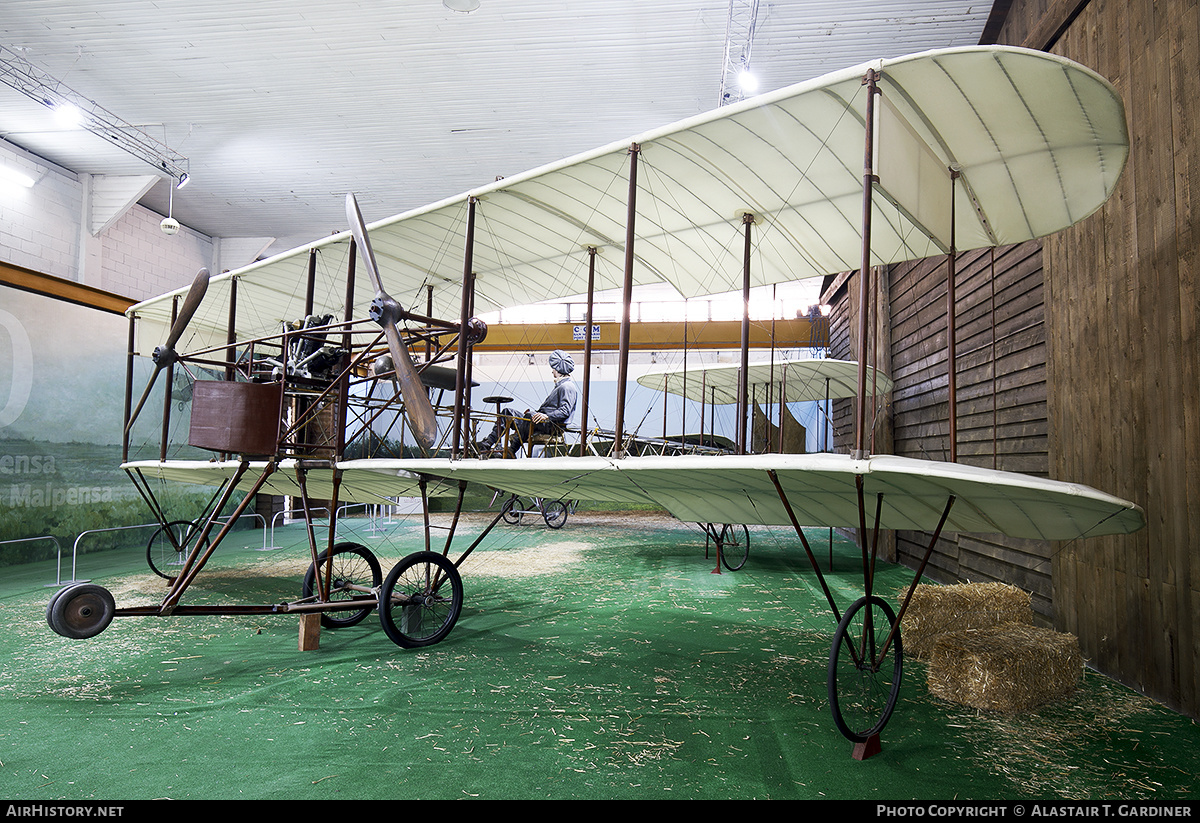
[98,202,212,301]
[0,142,212,302]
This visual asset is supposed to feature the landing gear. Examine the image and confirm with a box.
[46,583,116,639]
[542,499,568,529]
[500,494,569,528]
[715,523,750,571]
[378,551,463,648]
[827,595,903,743]
[301,542,383,628]
[501,495,522,525]
[147,519,208,580]
[702,522,750,571]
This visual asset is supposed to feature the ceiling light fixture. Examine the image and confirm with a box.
[0,163,37,189]
[161,170,181,235]
[737,69,759,94]
[0,45,189,183]
[443,0,481,13]
[52,100,83,128]
[718,0,761,106]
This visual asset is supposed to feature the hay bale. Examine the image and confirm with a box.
[900,582,1032,660]
[926,623,1083,712]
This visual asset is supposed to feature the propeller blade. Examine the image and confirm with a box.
[124,368,162,437]
[345,194,438,453]
[125,267,211,437]
[164,268,210,350]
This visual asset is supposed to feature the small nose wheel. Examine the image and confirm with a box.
[46,584,116,639]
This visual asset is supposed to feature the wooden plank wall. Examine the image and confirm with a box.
[886,243,1057,611]
[1018,0,1196,719]
[822,0,1199,720]
[999,0,1196,719]
[821,0,1197,721]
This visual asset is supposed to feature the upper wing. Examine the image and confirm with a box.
[125,45,1127,360]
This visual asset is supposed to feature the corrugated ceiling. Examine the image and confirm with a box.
[0,1,991,257]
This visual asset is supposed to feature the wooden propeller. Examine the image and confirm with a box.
[125,267,210,435]
[345,193,438,454]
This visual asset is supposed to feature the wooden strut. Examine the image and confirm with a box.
[443,479,468,555]
[737,212,753,454]
[294,466,325,597]
[153,459,278,615]
[853,69,880,459]
[613,143,640,458]
[122,314,135,463]
[452,197,477,458]
[947,168,959,463]
[681,300,688,443]
[158,293,179,463]
[767,469,844,623]
[580,246,597,452]
[709,523,725,575]
[321,469,346,602]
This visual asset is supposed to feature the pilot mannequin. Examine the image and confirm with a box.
[478,350,578,455]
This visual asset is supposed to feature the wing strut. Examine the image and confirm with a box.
[579,246,598,454]
[155,460,279,615]
[737,212,753,454]
[853,70,880,459]
[451,198,477,458]
[767,469,844,622]
[613,143,640,458]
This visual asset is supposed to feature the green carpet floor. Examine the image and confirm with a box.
[1,510,1196,801]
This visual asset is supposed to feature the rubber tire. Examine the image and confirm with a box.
[543,500,568,529]
[378,551,463,648]
[717,524,750,571]
[827,595,903,743]
[46,584,116,640]
[301,542,383,628]
[501,496,522,525]
[147,520,205,580]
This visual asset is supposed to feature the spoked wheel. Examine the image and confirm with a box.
[378,551,463,648]
[46,584,116,639]
[827,595,903,743]
[147,520,207,580]
[543,500,568,529]
[501,496,522,525]
[301,542,383,628]
[715,523,750,571]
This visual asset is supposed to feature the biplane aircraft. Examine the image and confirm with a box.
[46,45,1145,755]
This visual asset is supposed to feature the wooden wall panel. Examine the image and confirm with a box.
[886,241,1055,612]
[1000,0,1199,719]
[819,0,1198,720]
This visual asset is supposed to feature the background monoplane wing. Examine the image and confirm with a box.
[636,358,893,404]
